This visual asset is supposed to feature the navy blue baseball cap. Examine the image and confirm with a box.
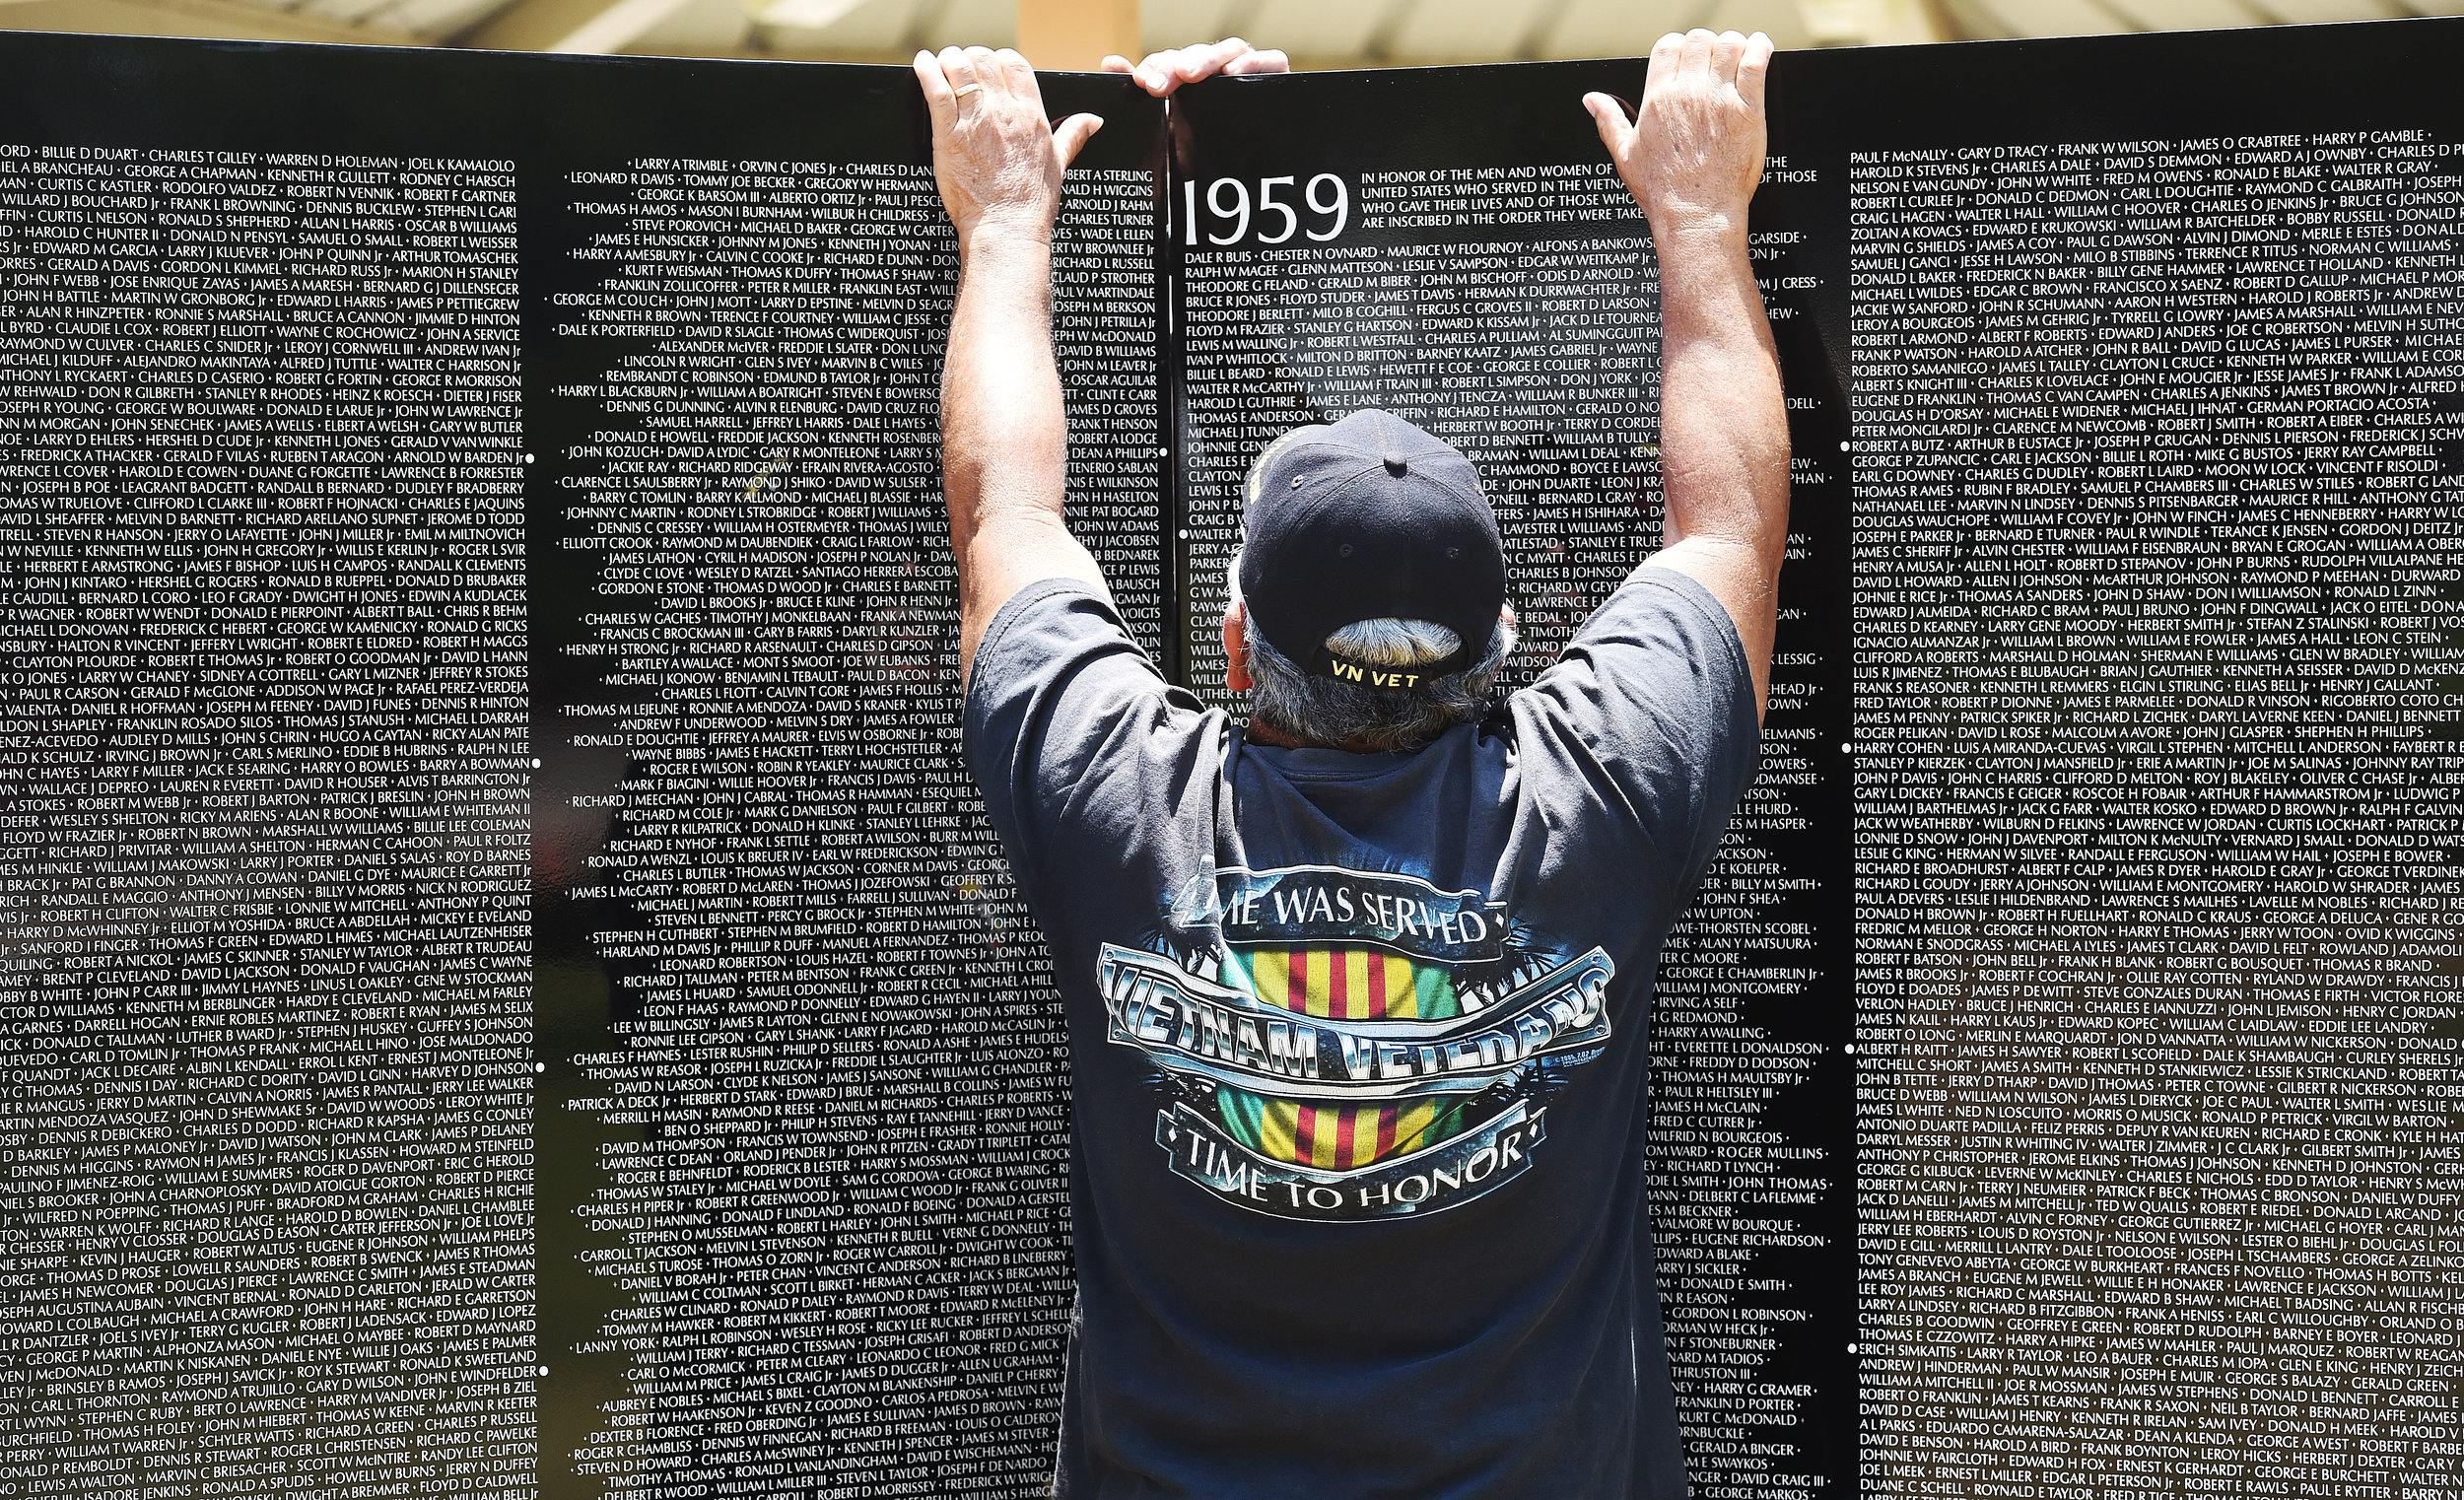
[1238,410,1507,688]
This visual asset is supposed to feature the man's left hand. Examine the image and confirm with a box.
[1101,36,1288,97]
[915,45,1104,251]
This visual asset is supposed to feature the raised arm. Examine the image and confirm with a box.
[1586,30,1789,720]
[918,46,1109,684]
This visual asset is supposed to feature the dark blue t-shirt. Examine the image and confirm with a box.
[963,567,1760,1500]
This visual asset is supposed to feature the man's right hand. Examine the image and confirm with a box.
[914,45,1104,253]
[1585,30,1772,242]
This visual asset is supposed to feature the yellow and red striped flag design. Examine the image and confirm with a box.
[1215,947,1468,1172]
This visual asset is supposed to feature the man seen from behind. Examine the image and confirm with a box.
[917,29,1789,1498]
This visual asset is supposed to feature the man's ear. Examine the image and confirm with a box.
[1223,600,1252,693]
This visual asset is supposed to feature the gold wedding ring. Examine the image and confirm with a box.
[952,83,983,98]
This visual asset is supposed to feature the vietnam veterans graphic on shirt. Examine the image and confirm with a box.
[1098,863,1613,1222]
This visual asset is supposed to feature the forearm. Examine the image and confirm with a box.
[941,233,1101,673]
[1657,225,1787,569]
[944,232,1065,551]
[1650,221,1788,697]
[1587,28,1783,712]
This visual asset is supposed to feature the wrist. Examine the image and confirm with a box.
[1646,205,1750,254]
[959,212,1056,263]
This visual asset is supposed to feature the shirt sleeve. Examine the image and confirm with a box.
[1509,567,1762,923]
[961,579,1206,897]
